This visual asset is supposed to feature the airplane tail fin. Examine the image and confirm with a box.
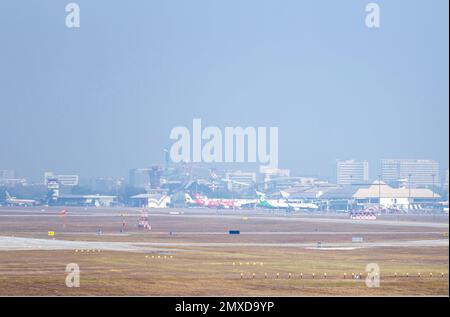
[256,191,266,202]
[194,193,207,202]
[5,191,11,200]
[185,193,194,203]
[280,191,290,199]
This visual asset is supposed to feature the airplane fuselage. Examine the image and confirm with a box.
[6,199,38,206]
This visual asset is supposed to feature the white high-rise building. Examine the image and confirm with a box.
[129,168,151,188]
[259,167,294,191]
[337,160,369,185]
[381,159,440,187]
[444,169,449,190]
[0,169,24,186]
[0,169,15,180]
[44,172,79,186]
[225,171,256,191]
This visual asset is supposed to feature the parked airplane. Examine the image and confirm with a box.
[186,193,224,208]
[257,191,319,211]
[279,191,319,211]
[185,193,255,209]
[4,191,39,206]
[256,191,289,209]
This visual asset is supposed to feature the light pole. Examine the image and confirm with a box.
[378,175,381,212]
[432,174,435,199]
[349,175,353,212]
[408,174,412,213]
[432,173,436,213]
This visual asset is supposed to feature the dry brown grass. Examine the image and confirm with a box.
[0,207,447,296]
[0,246,447,296]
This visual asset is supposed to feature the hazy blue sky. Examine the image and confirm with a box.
[0,0,448,182]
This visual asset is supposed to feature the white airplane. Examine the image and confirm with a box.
[256,191,289,209]
[257,191,318,211]
[4,191,39,206]
[280,191,319,211]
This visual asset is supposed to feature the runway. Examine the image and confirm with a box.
[155,231,447,235]
[146,213,449,229]
[0,236,177,253]
[0,207,447,229]
[0,236,447,252]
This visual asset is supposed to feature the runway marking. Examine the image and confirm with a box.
[1,230,446,236]
[0,212,447,229]
[0,236,447,252]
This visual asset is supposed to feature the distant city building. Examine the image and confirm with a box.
[0,169,26,186]
[149,166,163,189]
[381,159,440,188]
[44,172,79,186]
[337,160,369,185]
[44,172,53,184]
[129,168,151,188]
[91,178,124,192]
[0,169,15,180]
[56,175,79,186]
[297,177,319,186]
[46,176,60,201]
[260,167,291,178]
[260,167,291,191]
[444,169,449,190]
[225,171,256,191]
